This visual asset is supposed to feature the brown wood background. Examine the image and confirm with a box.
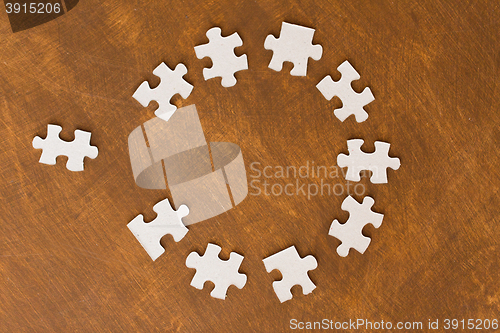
[1,0,499,331]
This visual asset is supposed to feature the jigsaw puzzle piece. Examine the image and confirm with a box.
[133,62,193,121]
[370,141,401,183]
[186,243,247,300]
[32,124,64,166]
[264,22,323,76]
[316,60,374,122]
[127,198,189,261]
[262,245,317,303]
[67,130,97,171]
[32,124,98,172]
[329,196,384,257]
[337,139,366,182]
[337,139,400,184]
[195,27,248,87]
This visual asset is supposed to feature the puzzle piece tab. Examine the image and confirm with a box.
[127,198,189,261]
[262,246,317,303]
[195,27,248,87]
[329,196,384,257]
[32,124,98,172]
[133,62,193,121]
[316,60,375,122]
[186,243,247,300]
[264,22,323,76]
[337,139,400,184]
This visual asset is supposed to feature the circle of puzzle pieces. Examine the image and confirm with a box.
[264,22,323,77]
[329,196,384,257]
[194,27,248,87]
[186,243,247,300]
[32,124,98,172]
[337,139,401,184]
[262,245,317,303]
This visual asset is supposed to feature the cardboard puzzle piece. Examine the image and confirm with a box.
[32,124,98,172]
[316,60,375,122]
[195,27,248,87]
[133,62,193,121]
[262,245,317,303]
[186,243,247,300]
[337,139,400,184]
[329,196,384,257]
[127,198,189,261]
[264,22,323,76]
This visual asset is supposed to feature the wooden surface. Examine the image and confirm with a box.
[1,0,499,331]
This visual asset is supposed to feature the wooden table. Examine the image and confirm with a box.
[1,0,499,331]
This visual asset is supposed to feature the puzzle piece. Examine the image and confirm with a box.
[194,27,248,87]
[316,60,375,122]
[329,196,384,257]
[262,246,317,303]
[337,139,400,184]
[132,62,193,121]
[32,124,98,172]
[127,198,189,261]
[264,22,323,76]
[186,243,247,300]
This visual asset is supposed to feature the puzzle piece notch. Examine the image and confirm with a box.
[194,27,248,87]
[329,196,384,257]
[316,60,375,122]
[127,198,189,261]
[132,62,193,121]
[264,22,323,76]
[186,243,247,300]
[32,124,98,172]
[337,139,400,184]
[262,246,317,303]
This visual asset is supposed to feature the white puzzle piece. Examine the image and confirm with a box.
[264,22,323,76]
[32,124,98,172]
[133,62,193,121]
[262,245,317,303]
[337,139,400,184]
[316,60,375,122]
[127,198,189,261]
[186,243,247,300]
[329,196,384,257]
[195,27,248,87]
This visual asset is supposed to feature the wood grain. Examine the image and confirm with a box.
[0,0,499,331]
